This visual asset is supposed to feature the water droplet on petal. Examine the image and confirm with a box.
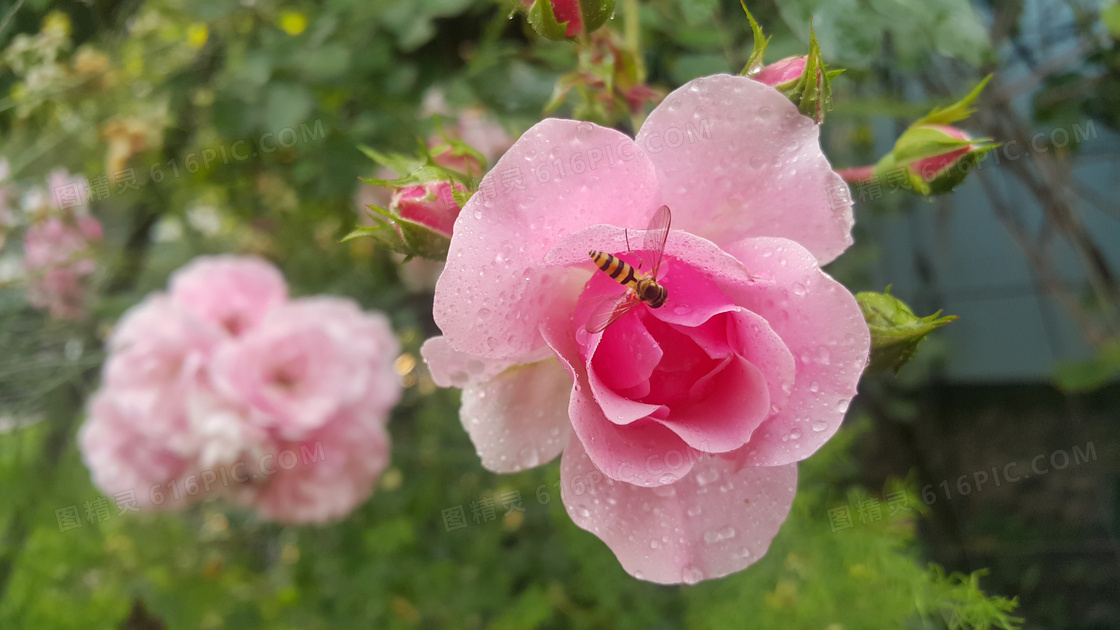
[681,565,704,585]
[809,381,820,393]
[695,467,720,486]
[812,420,829,432]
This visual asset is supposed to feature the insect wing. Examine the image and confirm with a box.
[585,292,641,334]
[641,205,671,277]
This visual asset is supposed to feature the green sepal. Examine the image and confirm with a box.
[342,206,452,261]
[915,75,992,127]
[527,0,615,40]
[356,145,422,177]
[857,289,958,374]
[1053,337,1120,392]
[738,1,770,76]
[912,144,997,195]
[872,125,998,195]
[764,22,836,124]
[579,0,615,35]
[528,0,575,41]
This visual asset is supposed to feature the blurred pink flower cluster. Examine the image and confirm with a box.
[22,169,103,319]
[80,256,402,524]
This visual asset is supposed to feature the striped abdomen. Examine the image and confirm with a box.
[589,250,640,289]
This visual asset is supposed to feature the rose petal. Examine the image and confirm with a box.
[560,435,797,584]
[720,237,870,466]
[636,74,854,264]
[650,353,771,453]
[434,119,662,360]
[542,313,696,487]
[169,255,289,336]
[459,358,573,473]
[421,335,553,389]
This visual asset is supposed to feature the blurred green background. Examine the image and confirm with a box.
[1,0,1118,628]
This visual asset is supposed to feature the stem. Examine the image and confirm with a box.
[836,165,876,183]
[623,0,640,61]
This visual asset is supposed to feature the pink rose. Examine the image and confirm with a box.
[247,411,391,524]
[102,295,223,444]
[168,255,288,336]
[422,75,869,583]
[81,255,403,524]
[23,213,103,319]
[209,297,401,438]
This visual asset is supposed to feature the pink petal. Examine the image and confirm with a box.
[724,307,797,414]
[433,119,662,361]
[650,354,771,453]
[542,312,696,487]
[421,336,553,388]
[459,357,574,473]
[720,237,870,466]
[169,255,288,336]
[635,75,854,264]
[560,435,797,584]
[545,224,763,299]
[590,311,662,394]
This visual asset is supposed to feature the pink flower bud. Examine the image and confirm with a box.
[390,181,465,238]
[522,0,615,40]
[753,55,808,88]
[910,125,973,181]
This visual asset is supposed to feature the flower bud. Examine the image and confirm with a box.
[390,181,465,239]
[753,55,807,89]
[856,290,956,374]
[345,178,467,260]
[870,76,996,195]
[522,0,615,41]
[739,10,838,124]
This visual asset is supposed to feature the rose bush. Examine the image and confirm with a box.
[422,74,869,583]
[80,256,401,523]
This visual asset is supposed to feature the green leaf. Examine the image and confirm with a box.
[1053,337,1120,392]
[857,289,958,374]
[738,1,771,76]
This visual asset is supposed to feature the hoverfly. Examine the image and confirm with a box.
[585,204,671,334]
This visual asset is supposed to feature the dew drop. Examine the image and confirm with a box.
[789,428,802,440]
[695,467,720,486]
[681,565,704,585]
[809,381,820,393]
[812,420,828,432]
[478,307,491,319]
